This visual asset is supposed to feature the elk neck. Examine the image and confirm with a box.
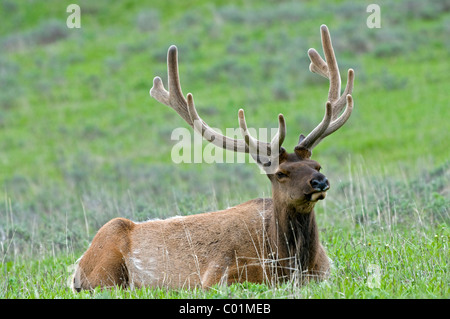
[268,197,321,275]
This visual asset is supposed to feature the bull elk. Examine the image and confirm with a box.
[72,25,354,291]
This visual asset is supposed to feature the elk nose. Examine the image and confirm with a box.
[310,176,330,191]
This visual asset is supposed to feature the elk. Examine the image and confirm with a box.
[72,25,354,291]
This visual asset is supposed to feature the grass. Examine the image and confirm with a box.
[1,161,448,299]
[0,0,449,299]
[2,221,448,299]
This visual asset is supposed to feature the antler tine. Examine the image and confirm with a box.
[271,114,286,152]
[298,25,355,151]
[150,45,251,153]
[167,45,184,100]
[331,68,354,119]
[320,24,341,103]
[310,94,353,149]
[150,45,288,158]
[308,26,355,120]
[150,46,191,125]
[238,109,286,164]
[238,109,261,155]
[308,25,341,104]
[186,93,247,152]
[308,48,328,78]
[296,102,332,150]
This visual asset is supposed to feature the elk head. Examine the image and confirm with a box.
[150,24,354,214]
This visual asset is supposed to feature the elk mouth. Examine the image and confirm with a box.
[309,191,327,201]
[306,187,329,202]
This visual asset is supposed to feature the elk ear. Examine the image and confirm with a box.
[298,134,306,144]
[294,145,312,159]
[256,147,287,176]
[278,147,288,163]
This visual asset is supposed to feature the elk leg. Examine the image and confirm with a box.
[72,218,134,291]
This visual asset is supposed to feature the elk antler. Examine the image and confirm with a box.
[150,45,286,165]
[150,25,354,166]
[238,109,286,167]
[296,24,355,151]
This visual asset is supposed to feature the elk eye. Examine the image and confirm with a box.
[276,172,288,179]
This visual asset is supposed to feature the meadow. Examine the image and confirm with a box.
[0,0,449,299]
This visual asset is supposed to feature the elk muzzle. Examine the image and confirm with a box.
[309,174,330,201]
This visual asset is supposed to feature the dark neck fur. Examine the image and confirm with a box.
[268,201,320,277]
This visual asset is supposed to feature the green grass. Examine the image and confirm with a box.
[2,161,448,299]
[0,0,449,299]
[2,223,448,299]
[2,221,448,298]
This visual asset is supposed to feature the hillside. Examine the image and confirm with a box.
[0,0,449,298]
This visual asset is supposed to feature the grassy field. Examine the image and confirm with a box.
[0,0,449,299]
